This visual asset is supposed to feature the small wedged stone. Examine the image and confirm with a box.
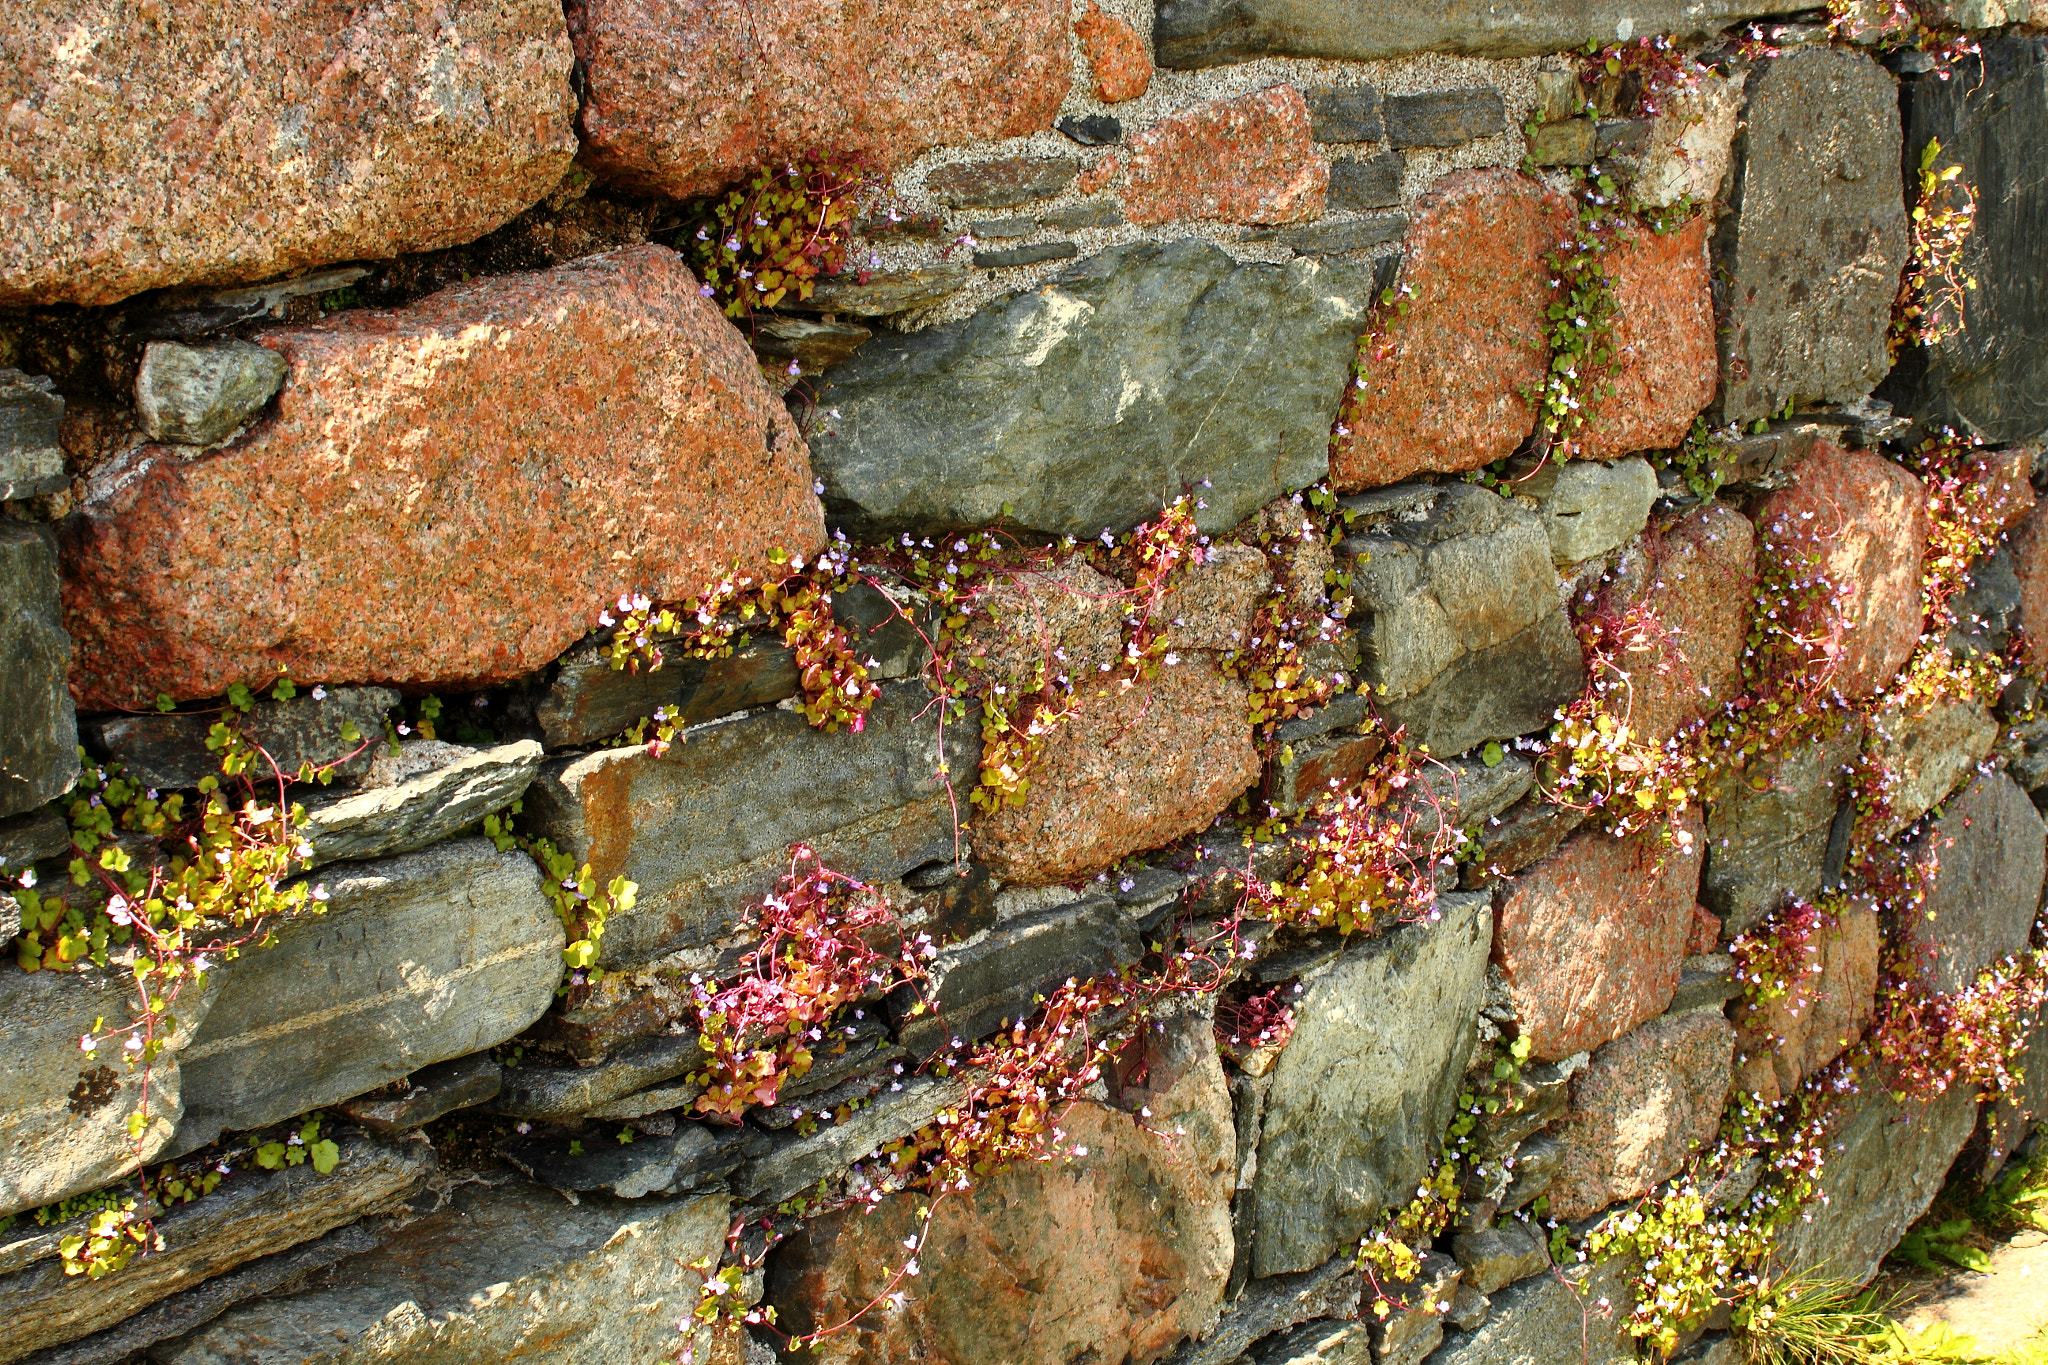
[82,688,396,794]
[171,839,563,1150]
[1517,457,1659,567]
[1636,74,1742,209]
[811,239,1371,540]
[0,806,70,871]
[1076,2,1151,103]
[1452,1222,1549,1296]
[61,246,825,711]
[1162,1258,1361,1365]
[736,1073,967,1208]
[536,636,798,748]
[1280,217,1406,256]
[134,341,289,447]
[334,1055,502,1135]
[1114,86,1327,227]
[1713,48,1910,425]
[0,1130,431,1362]
[972,241,1079,269]
[524,681,972,967]
[0,522,78,819]
[750,317,874,377]
[0,369,65,500]
[493,1032,707,1121]
[928,157,1079,209]
[300,741,541,870]
[1890,771,2047,996]
[1462,797,1586,890]
[1671,953,1743,1015]
[1699,712,1865,935]
[1501,1133,1564,1213]
[781,266,970,317]
[1368,1253,1463,1365]
[0,0,576,307]
[1251,1316,1373,1365]
[154,1182,730,1365]
[1528,118,1596,165]
[1251,893,1490,1276]
[1306,84,1383,143]
[0,963,214,1219]
[1326,153,1404,210]
[499,1121,749,1199]
[1384,88,1504,148]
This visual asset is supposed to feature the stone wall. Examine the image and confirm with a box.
[2,4,2047,1365]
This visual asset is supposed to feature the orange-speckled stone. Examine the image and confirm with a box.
[1754,442,1928,700]
[1330,171,1571,490]
[0,0,576,307]
[1579,214,1718,458]
[61,245,824,711]
[568,0,1069,201]
[1076,1,1152,103]
[975,660,1260,885]
[1115,86,1327,227]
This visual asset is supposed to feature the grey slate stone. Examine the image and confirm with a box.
[1883,35,2048,446]
[736,1073,967,1207]
[334,1054,502,1133]
[925,156,1079,208]
[154,1183,730,1365]
[1700,712,1864,935]
[889,896,1143,1056]
[972,240,1079,269]
[1595,117,1653,156]
[0,369,65,500]
[1431,1255,1638,1365]
[1326,153,1404,210]
[783,265,968,317]
[1057,113,1123,145]
[1384,88,1505,148]
[1501,1135,1564,1214]
[1891,771,2047,995]
[524,681,974,966]
[1251,892,1490,1275]
[1338,483,1584,758]
[1519,457,1659,566]
[82,687,396,792]
[1370,1253,1464,1365]
[0,804,71,871]
[1305,84,1383,143]
[1669,953,1742,1013]
[1153,0,1780,67]
[172,839,564,1150]
[499,1121,749,1199]
[1161,1257,1362,1365]
[1039,199,1128,232]
[1713,48,1910,425]
[299,740,540,870]
[807,240,1373,540]
[1453,1221,1550,1295]
[1282,216,1406,256]
[1250,1315,1373,1365]
[1774,1084,1977,1286]
[493,1032,707,1120]
[966,216,1040,240]
[0,522,78,819]
[133,339,289,446]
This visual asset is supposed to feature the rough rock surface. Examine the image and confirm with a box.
[1892,771,2047,996]
[524,682,973,965]
[1884,35,2048,446]
[0,963,213,1219]
[768,1008,1235,1365]
[1753,443,1929,700]
[1582,215,1718,457]
[1713,49,1910,425]
[134,340,291,448]
[0,522,78,819]
[0,369,64,500]
[1338,482,1585,757]
[569,0,1067,200]
[157,1184,730,1365]
[1590,503,1757,747]
[1452,1221,1549,1295]
[1731,902,1878,1103]
[1635,74,1743,209]
[3,1131,431,1362]
[1430,1255,1638,1365]
[1699,712,1864,935]
[300,740,543,870]
[975,661,1260,885]
[0,0,577,306]
[1520,457,1658,567]
[1546,1009,1736,1220]
[1864,700,1998,840]
[1251,893,1490,1276]
[1077,1,1152,102]
[1493,814,1705,1062]
[1113,86,1327,226]
[172,839,563,1150]
[1774,1085,1977,1285]
[61,246,824,710]
[810,240,1371,540]
[1153,0,1779,66]
[83,687,397,792]
[1331,171,1570,490]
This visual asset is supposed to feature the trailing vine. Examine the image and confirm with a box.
[1891,137,1980,361]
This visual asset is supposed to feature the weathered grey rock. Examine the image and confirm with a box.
[1161,1257,1362,1365]
[749,316,874,378]
[1674,1332,1740,1365]
[0,805,70,871]
[1430,1254,1638,1365]
[1953,545,2023,660]
[1368,1253,1463,1365]
[1501,1135,1564,1214]
[1883,35,2048,446]
[1446,1281,1490,1331]
[492,1032,706,1120]
[1453,1222,1550,1296]
[889,897,1142,1056]
[82,687,396,792]
[298,740,540,870]
[926,156,1079,209]
[0,523,78,819]
[0,962,214,1219]
[1326,153,1404,210]
[1280,216,1407,256]
[1338,483,1584,757]
[1306,84,1383,142]
[535,635,799,748]
[1519,457,1658,566]
[0,1130,429,1363]
[524,681,973,966]
[133,340,289,447]
[1528,118,1596,166]
[1865,700,1998,839]
[1404,752,1537,840]
[973,241,1080,269]
[1669,953,1742,1014]
[1774,1084,1977,1286]
[1713,48,1910,425]
[172,839,563,1150]
[1700,713,1864,935]
[1251,892,1490,1275]
[499,1121,748,1199]
[1462,797,1587,890]
[334,1054,501,1134]
[1039,200,1127,232]
[1892,771,2047,995]
[808,240,1373,540]
[155,1184,730,1365]
[1153,0,1780,67]
[737,1073,968,1207]
[782,265,969,317]
[1251,1315,1373,1365]
[1385,88,1505,148]
[0,370,65,500]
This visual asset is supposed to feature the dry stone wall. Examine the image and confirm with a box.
[2,5,2047,1365]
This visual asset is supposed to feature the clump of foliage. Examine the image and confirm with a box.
[685,157,877,319]
[1892,138,1979,360]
